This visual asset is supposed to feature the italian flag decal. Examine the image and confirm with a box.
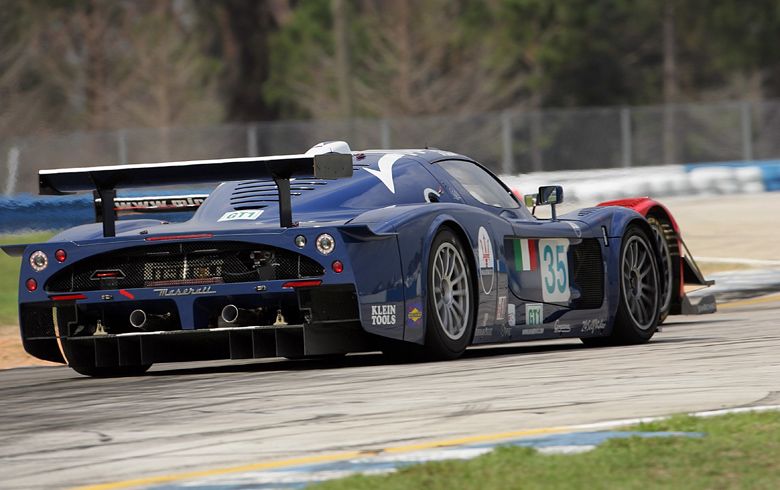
[512,238,538,271]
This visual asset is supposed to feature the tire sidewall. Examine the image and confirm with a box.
[647,216,675,323]
[615,225,661,343]
[425,228,475,358]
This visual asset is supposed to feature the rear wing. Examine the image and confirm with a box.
[39,150,353,237]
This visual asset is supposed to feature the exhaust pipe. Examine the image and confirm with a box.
[219,304,261,327]
[129,309,171,331]
[129,309,147,329]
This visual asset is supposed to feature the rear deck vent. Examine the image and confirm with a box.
[229,179,328,210]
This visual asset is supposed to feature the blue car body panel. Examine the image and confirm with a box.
[9,148,654,368]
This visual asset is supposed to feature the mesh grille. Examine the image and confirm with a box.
[572,239,604,309]
[45,241,324,293]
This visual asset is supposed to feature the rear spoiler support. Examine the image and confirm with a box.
[39,151,353,237]
[95,188,117,237]
[274,177,294,229]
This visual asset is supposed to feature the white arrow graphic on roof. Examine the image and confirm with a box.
[364,153,403,193]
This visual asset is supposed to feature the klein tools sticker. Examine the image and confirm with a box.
[477,227,495,295]
[370,304,397,326]
[218,210,264,222]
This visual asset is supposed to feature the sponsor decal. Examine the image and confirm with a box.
[522,327,544,335]
[525,303,543,326]
[474,327,493,337]
[218,210,264,222]
[364,153,403,193]
[539,238,571,302]
[479,312,490,327]
[511,238,539,272]
[154,286,215,297]
[496,296,507,321]
[581,318,607,334]
[478,227,495,295]
[407,303,423,324]
[371,304,397,326]
[553,320,571,334]
[423,187,443,203]
[507,303,516,326]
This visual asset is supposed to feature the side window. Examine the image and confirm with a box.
[438,160,519,209]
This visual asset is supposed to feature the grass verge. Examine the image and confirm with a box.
[311,411,780,490]
[0,233,53,327]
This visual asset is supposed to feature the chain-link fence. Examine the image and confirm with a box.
[3,99,779,195]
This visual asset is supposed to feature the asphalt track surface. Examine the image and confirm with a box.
[1,295,779,489]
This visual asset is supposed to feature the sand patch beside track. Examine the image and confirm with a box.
[0,326,57,369]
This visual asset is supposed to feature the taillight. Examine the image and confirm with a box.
[25,278,37,292]
[282,280,322,289]
[55,249,67,262]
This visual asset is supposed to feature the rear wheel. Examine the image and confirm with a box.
[70,364,152,378]
[648,216,676,323]
[423,228,475,360]
[583,225,660,346]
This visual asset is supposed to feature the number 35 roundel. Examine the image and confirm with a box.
[539,238,570,302]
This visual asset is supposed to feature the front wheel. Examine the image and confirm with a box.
[422,227,475,360]
[583,225,660,346]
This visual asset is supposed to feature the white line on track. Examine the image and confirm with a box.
[694,256,780,266]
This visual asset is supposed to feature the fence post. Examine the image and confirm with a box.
[247,124,259,157]
[620,107,632,168]
[4,146,20,196]
[380,119,391,148]
[741,101,753,162]
[117,130,128,165]
[530,110,543,172]
[501,111,514,174]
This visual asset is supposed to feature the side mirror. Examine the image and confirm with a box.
[536,185,564,221]
[537,185,564,205]
[524,194,537,207]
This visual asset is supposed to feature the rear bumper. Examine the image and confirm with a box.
[58,322,375,368]
[19,283,368,366]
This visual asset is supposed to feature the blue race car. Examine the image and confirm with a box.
[3,141,712,376]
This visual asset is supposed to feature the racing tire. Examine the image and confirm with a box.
[582,224,660,346]
[70,364,152,378]
[647,216,677,324]
[422,227,475,360]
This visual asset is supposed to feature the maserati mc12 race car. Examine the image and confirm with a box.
[2,141,714,376]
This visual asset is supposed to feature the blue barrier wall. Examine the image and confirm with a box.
[0,194,193,234]
[1,161,778,234]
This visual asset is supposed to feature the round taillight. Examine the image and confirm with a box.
[29,251,48,272]
[316,233,335,255]
[55,249,67,263]
[332,260,344,273]
[26,278,37,292]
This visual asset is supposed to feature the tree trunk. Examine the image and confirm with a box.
[662,0,678,164]
[331,0,352,118]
